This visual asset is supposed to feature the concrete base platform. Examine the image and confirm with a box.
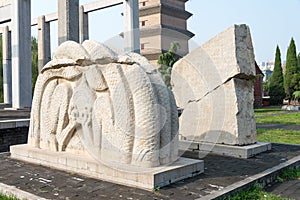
[10,144,204,190]
[1,143,300,199]
[180,140,272,158]
[282,105,300,111]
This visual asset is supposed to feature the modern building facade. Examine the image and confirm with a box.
[138,0,194,65]
[258,61,286,82]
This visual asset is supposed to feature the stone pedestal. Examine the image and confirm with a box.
[11,144,204,190]
[180,141,272,158]
[282,105,300,111]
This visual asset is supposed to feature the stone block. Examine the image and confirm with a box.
[179,140,199,151]
[172,24,257,146]
[179,78,256,145]
[180,141,272,158]
[172,24,255,108]
[10,144,204,190]
[282,105,300,111]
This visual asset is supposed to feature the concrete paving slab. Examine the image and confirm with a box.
[0,143,299,199]
[266,180,300,200]
[0,181,47,200]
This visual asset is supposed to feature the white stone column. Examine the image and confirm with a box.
[38,15,51,73]
[11,0,32,109]
[2,26,12,105]
[124,0,140,53]
[79,5,89,43]
[58,0,79,45]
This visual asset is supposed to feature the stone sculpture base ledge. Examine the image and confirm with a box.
[10,144,204,190]
[180,141,272,158]
[282,105,300,111]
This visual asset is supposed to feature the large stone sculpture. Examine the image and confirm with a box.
[27,40,179,168]
[11,40,204,190]
[172,24,257,146]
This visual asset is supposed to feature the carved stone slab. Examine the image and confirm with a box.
[11,40,203,190]
[172,24,257,146]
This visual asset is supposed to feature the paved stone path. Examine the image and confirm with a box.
[256,123,300,131]
[0,143,299,200]
[0,108,299,199]
[266,179,300,200]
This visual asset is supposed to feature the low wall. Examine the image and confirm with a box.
[0,119,29,152]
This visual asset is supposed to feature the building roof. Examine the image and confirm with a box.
[255,61,264,75]
[139,3,193,20]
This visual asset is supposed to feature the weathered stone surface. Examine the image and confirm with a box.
[179,78,256,145]
[53,41,91,65]
[82,40,118,64]
[179,141,272,158]
[26,40,179,168]
[11,144,204,190]
[172,24,257,146]
[172,24,256,108]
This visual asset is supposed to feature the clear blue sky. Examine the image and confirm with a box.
[31,0,300,63]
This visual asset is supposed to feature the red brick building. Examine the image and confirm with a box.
[254,62,264,108]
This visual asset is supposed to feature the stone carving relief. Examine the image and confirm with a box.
[28,40,179,168]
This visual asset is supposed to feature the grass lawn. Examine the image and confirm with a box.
[254,107,287,117]
[252,107,300,199]
[227,184,289,200]
[0,193,18,200]
[255,111,300,124]
[255,106,300,144]
[228,168,300,200]
[276,168,300,182]
[257,128,300,145]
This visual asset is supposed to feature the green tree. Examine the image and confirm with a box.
[298,53,300,69]
[284,38,300,102]
[269,46,285,105]
[31,36,38,93]
[157,42,180,88]
[263,80,269,96]
[293,91,300,101]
